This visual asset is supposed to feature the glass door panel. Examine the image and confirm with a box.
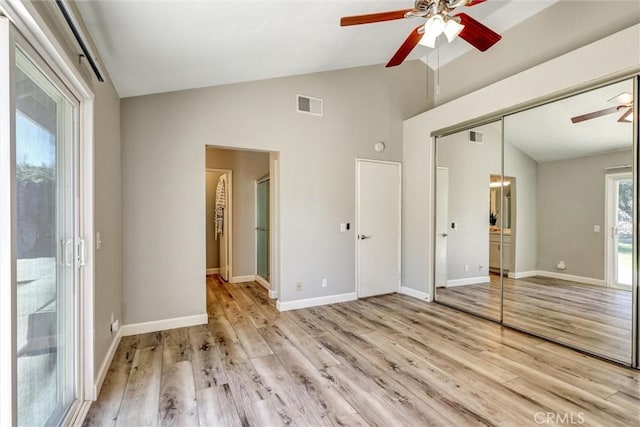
[15,48,77,426]
[256,179,269,281]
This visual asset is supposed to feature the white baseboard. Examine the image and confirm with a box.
[255,275,270,290]
[269,290,278,299]
[535,270,606,287]
[93,328,122,399]
[399,286,431,302]
[120,313,208,337]
[230,275,256,283]
[446,276,490,287]
[206,268,220,275]
[508,270,538,279]
[276,292,357,312]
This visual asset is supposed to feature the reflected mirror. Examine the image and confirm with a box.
[502,78,635,364]
[434,120,503,320]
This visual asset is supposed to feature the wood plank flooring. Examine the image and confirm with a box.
[436,275,633,363]
[84,276,640,426]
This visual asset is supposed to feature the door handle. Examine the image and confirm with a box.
[358,235,372,240]
[441,233,448,237]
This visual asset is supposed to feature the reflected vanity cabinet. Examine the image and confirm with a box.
[489,232,512,272]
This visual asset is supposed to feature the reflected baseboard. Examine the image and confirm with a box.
[508,270,606,287]
[446,276,490,287]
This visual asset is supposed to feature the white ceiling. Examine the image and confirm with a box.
[505,79,634,163]
[75,0,558,97]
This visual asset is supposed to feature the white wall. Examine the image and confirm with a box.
[437,121,501,281]
[402,25,640,298]
[206,148,270,278]
[121,61,428,324]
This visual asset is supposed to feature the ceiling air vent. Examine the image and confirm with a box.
[297,94,323,117]
[469,130,484,144]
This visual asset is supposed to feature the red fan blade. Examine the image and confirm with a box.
[464,0,487,6]
[386,25,423,67]
[341,9,415,26]
[571,106,620,123]
[617,107,633,123]
[455,13,502,51]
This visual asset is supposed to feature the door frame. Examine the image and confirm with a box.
[254,175,270,289]
[206,168,233,281]
[605,171,633,289]
[355,158,402,298]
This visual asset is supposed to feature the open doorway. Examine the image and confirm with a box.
[205,146,279,299]
[605,171,633,290]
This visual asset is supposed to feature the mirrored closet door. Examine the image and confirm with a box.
[433,77,638,365]
[502,78,635,364]
[434,120,504,321]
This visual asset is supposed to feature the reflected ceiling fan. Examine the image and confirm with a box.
[340,0,502,67]
[571,93,634,124]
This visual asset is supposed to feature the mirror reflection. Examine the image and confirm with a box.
[502,79,634,363]
[435,120,503,320]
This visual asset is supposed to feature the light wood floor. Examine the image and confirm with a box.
[436,275,633,363]
[84,276,640,426]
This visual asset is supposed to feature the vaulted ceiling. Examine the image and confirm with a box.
[76,0,562,98]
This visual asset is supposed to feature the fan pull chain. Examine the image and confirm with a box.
[436,44,441,95]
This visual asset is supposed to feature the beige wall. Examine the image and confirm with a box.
[26,1,122,384]
[433,1,640,106]
[121,61,428,323]
[206,148,270,277]
[536,150,633,279]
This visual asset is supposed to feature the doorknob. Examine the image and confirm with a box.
[358,235,372,240]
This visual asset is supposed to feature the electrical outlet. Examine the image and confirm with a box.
[110,320,119,333]
[478,264,483,271]
[321,278,328,288]
[464,264,469,272]
[296,282,302,291]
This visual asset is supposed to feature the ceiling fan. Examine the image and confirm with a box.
[340,0,502,67]
[571,93,634,124]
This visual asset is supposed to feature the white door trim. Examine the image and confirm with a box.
[206,168,232,281]
[355,158,402,298]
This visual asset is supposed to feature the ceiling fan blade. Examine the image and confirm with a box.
[464,0,488,6]
[571,106,620,123]
[340,9,415,26]
[455,13,502,51]
[608,92,634,105]
[386,25,423,67]
[617,107,633,123]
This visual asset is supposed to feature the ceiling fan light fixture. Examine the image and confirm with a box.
[418,14,445,47]
[444,18,465,42]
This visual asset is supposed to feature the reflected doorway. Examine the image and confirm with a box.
[606,172,633,290]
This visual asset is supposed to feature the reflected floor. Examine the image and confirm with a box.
[436,275,632,363]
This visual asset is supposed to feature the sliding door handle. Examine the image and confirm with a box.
[358,235,372,240]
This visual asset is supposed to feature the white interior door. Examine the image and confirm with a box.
[356,160,401,298]
[435,167,449,288]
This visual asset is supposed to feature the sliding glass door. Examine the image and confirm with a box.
[14,45,78,426]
